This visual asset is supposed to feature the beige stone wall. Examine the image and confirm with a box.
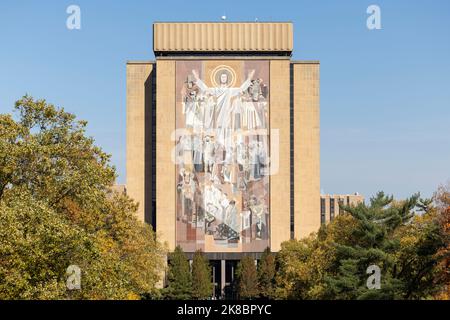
[269,60,291,251]
[126,62,154,222]
[127,59,322,251]
[156,60,176,250]
[293,62,321,239]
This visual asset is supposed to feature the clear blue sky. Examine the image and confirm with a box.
[0,0,449,200]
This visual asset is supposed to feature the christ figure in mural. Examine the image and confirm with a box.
[191,69,255,146]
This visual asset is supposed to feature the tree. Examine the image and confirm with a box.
[324,259,362,299]
[435,182,450,210]
[275,214,356,299]
[434,183,450,299]
[275,191,447,300]
[236,256,259,299]
[323,192,444,299]
[0,96,166,299]
[164,246,192,300]
[257,247,276,299]
[0,95,115,214]
[390,209,443,299]
[435,206,450,299]
[0,190,88,299]
[191,250,213,300]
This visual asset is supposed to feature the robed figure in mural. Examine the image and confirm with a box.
[191,69,256,147]
[176,62,270,251]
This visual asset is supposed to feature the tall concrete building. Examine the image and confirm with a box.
[126,22,320,296]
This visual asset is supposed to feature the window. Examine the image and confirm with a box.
[320,198,326,224]
[338,199,344,215]
[330,198,335,221]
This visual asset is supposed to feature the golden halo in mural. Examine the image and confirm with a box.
[211,65,237,88]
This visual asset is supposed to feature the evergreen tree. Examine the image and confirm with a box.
[324,259,361,299]
[275,191,447,300]
[164,246,192,299]
[191,250,213,300]
[324,192,444,299]
[257,247,276,299]
[236,256,259,299]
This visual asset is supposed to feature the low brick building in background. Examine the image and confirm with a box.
[320,193,364,225]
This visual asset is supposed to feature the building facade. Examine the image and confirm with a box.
[320,193,364,225]
[126,22,320,296]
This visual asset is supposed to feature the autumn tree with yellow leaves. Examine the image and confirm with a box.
[0,96,166,300]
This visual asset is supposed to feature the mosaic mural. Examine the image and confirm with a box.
[175,60,270,252]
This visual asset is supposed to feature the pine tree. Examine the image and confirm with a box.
[322,192,415,299]
[324,259,362,299]
[164,246,192,299]
[274,191,447,300]
[257,247,276,299]
[236,256,259,299]
[191,250,213,300]
[324,192,443,299]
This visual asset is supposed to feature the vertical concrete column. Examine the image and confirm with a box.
[221,260,226,298]
[212,265,216,299]
[269,60,291,251]
[126,62,153,222]
[325,195,331,224]
[293,62,321,238]
[156,60,176,250]
[231,264,234,282]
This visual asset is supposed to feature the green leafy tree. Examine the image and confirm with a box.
[0,95,115,214]
[191,250,213,300]
[0,96,166,299]
[164,246,192,299]
[236,256,259,299]
[0,190,88,299]
[275,192,447,300]
[257,247,276,299]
